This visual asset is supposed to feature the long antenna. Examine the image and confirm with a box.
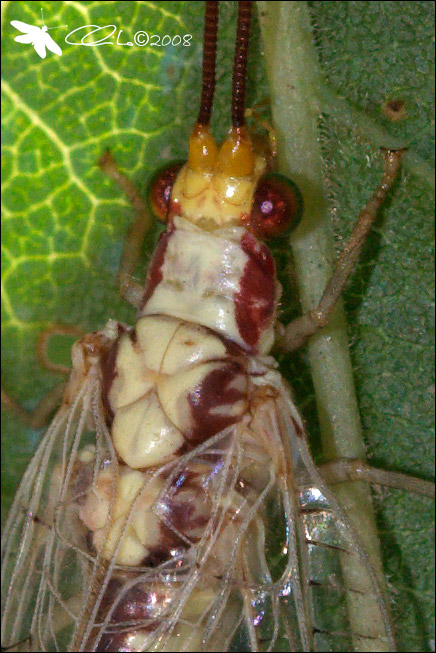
[197,1,220,126]
[231,1,252,128]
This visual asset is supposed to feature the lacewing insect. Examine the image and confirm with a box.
[2,2,434,652]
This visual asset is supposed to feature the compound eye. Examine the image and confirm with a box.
[248,172,303,239]
[147,160,185,222]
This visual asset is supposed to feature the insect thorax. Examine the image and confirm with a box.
[140,216,279,355]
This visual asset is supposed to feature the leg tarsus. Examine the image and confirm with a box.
[245,99,278,162]
[2,324,81,428]
[279,148,407,353]
[37,324,84,375]
[276,309,329,353]
[98,149,151,307]
[117,272,144,310]
[319,457,435,498]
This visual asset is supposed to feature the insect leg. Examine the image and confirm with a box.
[318,458,435,498]
[244,100,278,163]
[35,324,84,375]
[1,324,82,428]
[98,149,151,308]
[278,148,406,353]
[1,383,67,429]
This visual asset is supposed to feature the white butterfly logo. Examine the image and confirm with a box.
[11,10,66,59]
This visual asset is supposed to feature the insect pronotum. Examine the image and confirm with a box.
[2,2,434,652]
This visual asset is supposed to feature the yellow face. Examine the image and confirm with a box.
[148,122,303,239]
[166,122,266,230]
[169,155,267,230]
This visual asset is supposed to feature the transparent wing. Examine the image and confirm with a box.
[42,32,62,56]
[260,382,396,652]
[1,328,120,652]
[2,346,395,652]
[1,373,106,651]
[10,21,40,34]
[2,386,262,652]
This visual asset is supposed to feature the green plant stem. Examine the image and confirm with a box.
[257,2,394,650]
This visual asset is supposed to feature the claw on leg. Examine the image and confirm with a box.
[278,148,407,352]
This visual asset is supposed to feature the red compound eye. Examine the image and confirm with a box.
[246,172,303,239]
[147,161,185,222]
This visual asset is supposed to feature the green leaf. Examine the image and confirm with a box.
[1,1,434,651]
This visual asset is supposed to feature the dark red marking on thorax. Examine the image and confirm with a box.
[100,323,132,425]
[145,467,213,565]
[187,361,248,444]
[163,470,210,537]
[141,227,173,307]
[234,232,276,351]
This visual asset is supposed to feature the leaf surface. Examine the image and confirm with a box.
[1,1,434,650]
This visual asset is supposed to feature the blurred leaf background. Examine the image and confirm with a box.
[1,2,434,650]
